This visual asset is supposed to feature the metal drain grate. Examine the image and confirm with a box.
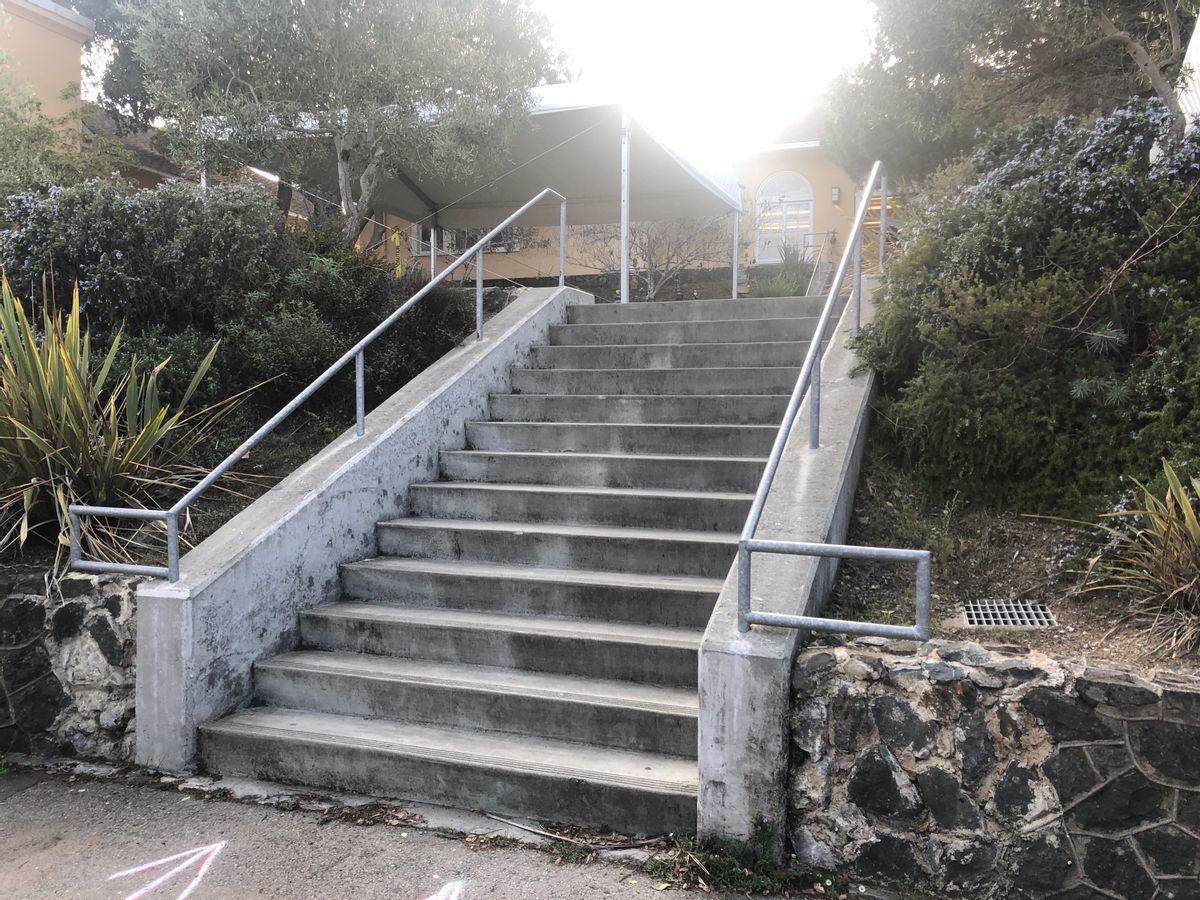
[961,598,1057,628]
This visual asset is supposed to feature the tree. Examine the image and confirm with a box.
[122,0,560,244]
[0,60,128,199]
[571,218,732,300]
[72,0,156,130]
[826,0,1197,180]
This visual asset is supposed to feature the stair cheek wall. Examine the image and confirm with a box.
[199,294,830,834]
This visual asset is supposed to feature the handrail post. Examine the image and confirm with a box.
[737,543,751,633]
[558,200,566,287]
[69,510,81,567]
[809,353,821,449]
[354,350,365,436]
[166,512,180,583]
[429,226,438,282]
[730,211,740,299]
[475,249,484,340]
[852,231,862,337]
[879,173,888,272]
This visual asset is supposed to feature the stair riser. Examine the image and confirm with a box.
[440,452,765,492]
[550,318,819,346]
[511,367,801,396]
[566,295,825,324]
[340,565,717,628]
[530,342,809,370]
[465,422,776,457]
[254,666,697,757]
[409,485,750,532]
[300,613,699,686]
[489,394,788,426]
[199,728,696,835]
[377,523,735,579]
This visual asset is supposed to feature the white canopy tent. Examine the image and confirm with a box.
[367,84,743,301]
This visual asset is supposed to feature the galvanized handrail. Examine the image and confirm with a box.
[803,233,830,297]
[736,162,931,641]
[69,188,568,582]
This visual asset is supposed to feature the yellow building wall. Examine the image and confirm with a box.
[734,145,857,267]
[0,0,91,120]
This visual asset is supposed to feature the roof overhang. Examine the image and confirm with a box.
[367,88,740,229]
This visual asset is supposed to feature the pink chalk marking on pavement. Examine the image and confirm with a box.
[107,841,227,900]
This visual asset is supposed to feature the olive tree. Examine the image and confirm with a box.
[124,0,560,244]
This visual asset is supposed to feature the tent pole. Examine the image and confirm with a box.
[619,108,631,304]
[731,211,739,299]
[429,218,437,283]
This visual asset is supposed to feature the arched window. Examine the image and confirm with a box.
[755,171,814,264]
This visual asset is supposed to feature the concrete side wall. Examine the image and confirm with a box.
[135,287,592,772]
[697,279,878,842]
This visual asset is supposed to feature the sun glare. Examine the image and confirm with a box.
[531,0,875,168]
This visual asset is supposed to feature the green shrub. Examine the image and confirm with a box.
[858,101,1200,513]
[0,181,474,431]
[1078,461,1200,656]
[747,271,799,298]
[0,280,237,557]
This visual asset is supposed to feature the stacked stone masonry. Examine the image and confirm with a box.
[0,571,137,760]
[789,637,1200,899]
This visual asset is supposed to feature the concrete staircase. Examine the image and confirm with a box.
[199,293,826,835]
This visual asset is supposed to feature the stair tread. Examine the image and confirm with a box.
[262,650,699,715]
[490,392,791,401]
[410,482,753,502]
[304,602,704,648]
[378,517,741,545]
[573,295,822,315]
[343,556,724,594]
[443,448,768,463]
[465,420,778,432]
[510,366,802,374]
[536,339,811,350]
[203,707,698,794]
[555,314,819,328]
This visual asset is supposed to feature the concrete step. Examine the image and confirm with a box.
[465,421,777,457]
[300,603,701,686]
[440,450,766,492]
[549,317,820,347]
[488,393,789,426]
[255,651,698,757]
[567,295,826,324]
[376,518,738,579]
[530,341,810,370]
[199,707,696,834]
[340,558,721,628]
[409,482,751,532]
[511,366,801,396]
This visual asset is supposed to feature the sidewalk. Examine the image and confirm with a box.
[0,770,666,899]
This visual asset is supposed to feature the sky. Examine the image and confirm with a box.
[529,0,876,169]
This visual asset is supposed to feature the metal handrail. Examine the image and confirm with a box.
[803,234,830,296]
[69,188,569,582]
[735,162,931,641]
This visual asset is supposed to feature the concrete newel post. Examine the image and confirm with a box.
[697,279,879,853]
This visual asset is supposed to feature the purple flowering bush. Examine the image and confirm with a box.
[857,101,1200,513]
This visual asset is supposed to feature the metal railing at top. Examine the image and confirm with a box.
[803,233,831,297]
[737,161,933,642]
[69,188,569,583]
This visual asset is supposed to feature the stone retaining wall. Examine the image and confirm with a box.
[0,571,137,760]
[788,637,1200,899]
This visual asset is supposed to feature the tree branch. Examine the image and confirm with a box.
[1096,13,1185,135]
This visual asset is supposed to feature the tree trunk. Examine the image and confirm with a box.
[1097,14,1186,138]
